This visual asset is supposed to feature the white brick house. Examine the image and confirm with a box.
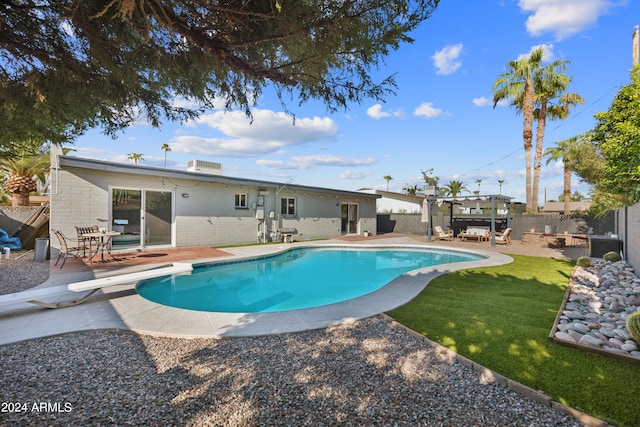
[49,152,379,252]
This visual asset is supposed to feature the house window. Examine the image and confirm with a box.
[281,197,296,216]
[235,193,248,208]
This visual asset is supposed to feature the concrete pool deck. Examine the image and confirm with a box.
[0,234,587,344]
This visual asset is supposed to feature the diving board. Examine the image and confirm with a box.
[0,263,193,309]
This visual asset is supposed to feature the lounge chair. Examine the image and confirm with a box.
[53,229,83,268]
[458,227,490,242]
[495,228,512,245]
[434,226,454,241]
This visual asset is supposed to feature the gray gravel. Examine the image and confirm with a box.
[0,253,587,426]
[0,250,50,295]
[0,320,585,426]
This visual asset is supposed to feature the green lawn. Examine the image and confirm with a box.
[387,254,640,427]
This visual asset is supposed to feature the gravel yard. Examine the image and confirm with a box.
[0,252,586,426]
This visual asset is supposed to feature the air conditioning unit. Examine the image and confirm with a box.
[187,160,223,175]
[424,185,440,197]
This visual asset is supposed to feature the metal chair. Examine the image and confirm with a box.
[75,225,99,257]
[52,229,83,268]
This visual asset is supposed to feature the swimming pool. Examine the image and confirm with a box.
[136,247,483,313]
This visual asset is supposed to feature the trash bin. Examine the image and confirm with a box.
[34,237,49,261]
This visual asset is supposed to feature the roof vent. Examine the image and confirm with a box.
[187,160,223,175]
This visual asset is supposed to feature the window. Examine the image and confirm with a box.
[235,193,248,208]
[281,197,296,216]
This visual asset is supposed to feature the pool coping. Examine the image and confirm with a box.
[0,243,513,343]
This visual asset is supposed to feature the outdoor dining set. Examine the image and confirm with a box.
[52,226,121,268]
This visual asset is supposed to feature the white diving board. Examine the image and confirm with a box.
[0,263,193,309]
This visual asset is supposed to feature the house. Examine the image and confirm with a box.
[49,150,379,253]
[358,189,423,214]
[542,201,591,214]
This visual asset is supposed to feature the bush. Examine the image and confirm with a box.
[627,310,640,343]
[576,257,591,267]
[603,251,622,262]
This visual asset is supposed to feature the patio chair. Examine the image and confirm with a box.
[494,228,512,245]
[75,225,99,257]
[434,226,454,241]
[52,229,84,268]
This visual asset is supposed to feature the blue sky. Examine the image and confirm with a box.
[71,0,637,204]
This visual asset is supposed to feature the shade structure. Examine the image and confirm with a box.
[423,194,513,246]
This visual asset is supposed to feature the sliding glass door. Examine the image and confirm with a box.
[144,190,172,246]
[340,203,358,235]
[111,188,173,247]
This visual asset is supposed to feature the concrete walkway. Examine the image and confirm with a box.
[0,234,586,344]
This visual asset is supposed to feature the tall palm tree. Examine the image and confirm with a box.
[128,153,144,165]
[545,135,583,215]
[531,60,584,211]
[439,180,469,198]
[1,147,49,206]
[493,48,545,212]
[383,175,393,191]
[498,179,505,194]
[475,179,482,195]
[161,143,171,168]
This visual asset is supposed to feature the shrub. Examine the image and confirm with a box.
[627,310,640,343]
[603,251,622,262]
[576,257,591,267]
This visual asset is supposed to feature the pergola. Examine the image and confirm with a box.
[422,194,514,247]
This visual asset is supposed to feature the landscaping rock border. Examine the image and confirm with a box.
[550,259,640,366]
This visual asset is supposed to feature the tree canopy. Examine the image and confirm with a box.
[591,65,640,204]
[0,0,439,150]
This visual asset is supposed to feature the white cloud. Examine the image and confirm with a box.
[366,103,404,119]
[517,43,555,62]
[170,108,338,158]
[257,155,377,170]
[413,102,443,118]
[432,43,463,75]
[473,97,491,107]
[340,169,373,179]
[519,0,618,40]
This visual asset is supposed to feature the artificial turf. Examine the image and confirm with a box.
[387,254,640,427]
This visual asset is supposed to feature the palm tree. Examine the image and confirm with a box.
[383,175,393,191]
[402,184,420,195]
[128,153,144,165]
[545,135,583,215]
[1,147,49,206]
[493,47,545,212]
[475,179,482,195]
[439,180,469,198]
[530,60,585,211]
[161,144,171,168]
[498,179,505,194]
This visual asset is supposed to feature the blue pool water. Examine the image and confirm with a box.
[136,247,483,313]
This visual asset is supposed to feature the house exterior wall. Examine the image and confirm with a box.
[50,159,377,252]
[376,197,422,214]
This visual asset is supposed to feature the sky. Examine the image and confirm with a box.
[70,0,639,205]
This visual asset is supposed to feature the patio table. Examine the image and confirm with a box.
[82,231,121,263]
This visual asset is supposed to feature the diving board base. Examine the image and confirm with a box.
[0,263,193,309]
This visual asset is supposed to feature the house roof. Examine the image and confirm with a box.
[358,189,424,204]
[542,201,591,213]
[58,156,380,200]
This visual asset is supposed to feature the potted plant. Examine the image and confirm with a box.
[363,230,370,237]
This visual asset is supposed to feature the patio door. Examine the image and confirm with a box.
[111,188,173,248]
[341,203,358,235]
[143,190,172,246]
